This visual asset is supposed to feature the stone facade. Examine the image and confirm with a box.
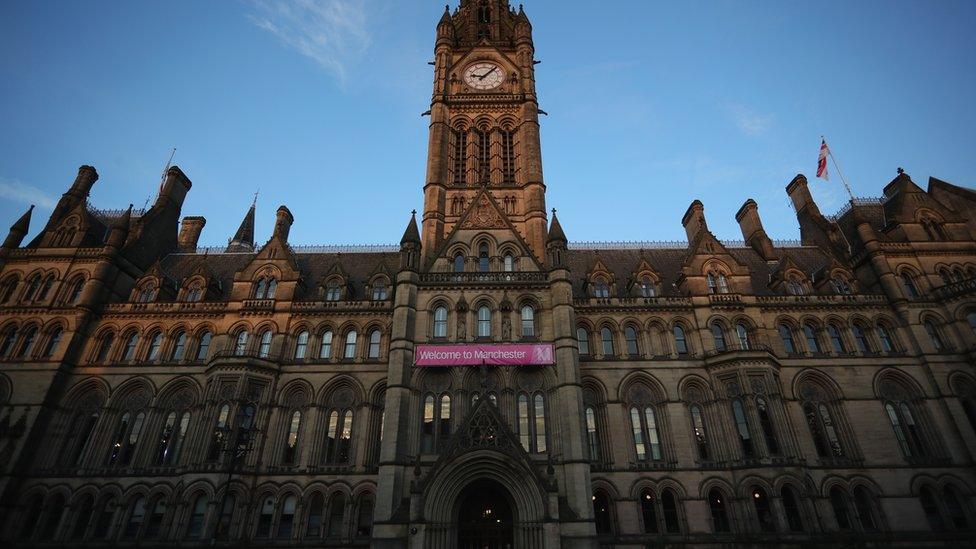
[1,1,975,547]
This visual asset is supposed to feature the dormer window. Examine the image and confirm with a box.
[371,281,388,301]
[593,277,610,298]
[831,275,853,295]
[706,271,730,294]
[325,281,342,301]
[135,281,157,303]
[787,276,806,296]
[639,277,656,298]
[184,281,203,302]
[254,278,277,300]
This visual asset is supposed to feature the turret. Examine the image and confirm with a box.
[178,216,206,252]
[226,203,256,253]
[2,205,33,250]
[546,209,567,269]
[735,199,777,260]
[400,210,421,272]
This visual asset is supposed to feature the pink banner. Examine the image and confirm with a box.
[415,343,555,367]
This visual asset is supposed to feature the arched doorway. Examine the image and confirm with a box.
[456,479,515,549]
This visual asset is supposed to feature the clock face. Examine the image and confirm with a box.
[463,62,504,90]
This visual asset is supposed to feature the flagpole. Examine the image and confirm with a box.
[822,136,855,202]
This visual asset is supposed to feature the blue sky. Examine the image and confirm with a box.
[1,0,975,246]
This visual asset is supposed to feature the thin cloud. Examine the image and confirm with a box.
[0,177,57,210]
[247,0,371,85]
[727,104,774,137]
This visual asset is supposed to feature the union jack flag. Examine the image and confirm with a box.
[817,139,829,180]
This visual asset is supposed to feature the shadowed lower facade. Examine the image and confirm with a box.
[1,1,976,547]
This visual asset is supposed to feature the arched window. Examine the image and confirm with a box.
[600,327,614,356]
[16,325,37,358]
[108,408,147,466]
[593,277,610,298]
[325,280,342,301]
[0,276,19,303]
[831,275,853,295]
[453,253,465,273]
[155,409,190,465]
[828,324,846,354]
[661,489,681,533]
[371,280,388,301]
[711,323,727,352]
[184,281,203,302]
[919,486,945,531]
[170,331,187,361]
[207,404,231,462]
[801,385,844,458]
[136,281,157,303]
[37,275,55,301]
[501,128,516,183]
[781,486,804,532]
[877,324,895,352]
[121,332,139,361]
[625,326,639,356]
[195,331,212,361]
[255,495,274,538]
[18,495,42,540]
[319,330,333,359]
[584,406,600,462]
[122,496,147,539]
[294,330,309,359]
[708,489,730,532]
[215,494,235,540]
[95,331,115,362]
[367,329,381,358]
[640,277,656,297]
[356,494,375,537]
[477,306,491,338]
[478,243,490,272]
[751,486,775,532]
[787,276,806,296]
[322,407,354,464]
[884,401,926,458]
[640,489,657,533]
[731,399,754,457]
[673,325,688,354]
[0,325,16,358]
[503,253,514,272]
[942,485,970,530]
[282,411,302,465]
[185,495,208,539]
[266,278,277,299]
[779,324,796,354]
[257,330,272,358]
[42,327,63,358]
[254,279,267,299]
[476,129,490,184]
[576,327,590,355]
[277,495,297,539]
[516,392,547,453]
[924,320,945,352]
[344,330,358,359]
[630,405,662,461]
[63,406,100,466]
[521,305,535,338]
[22,275,40,302]
[452,128,467,185]
[433,307,448,338]
[72,494,95,540]
[93,497,117,540]
[718,273,730,293]
[901,272,919,298]
[852,322,872,353]
[421,394,436,453]
[326,493,346,538]
[803,323,822,353]
[690,404,709,460]
[735,323,750,350]
[593,491,614,534]
[306,493,325,538]
[853,487,879,532]
[755,396,779,455]
[39,494,66,540]
[139,497,164,539]
[233,330,249,356]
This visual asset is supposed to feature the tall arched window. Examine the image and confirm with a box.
[144,496,167,539]
[827,324,846,354]
[255,495,274,538]
[63,406,100,466]
[108,408,147,466]
[478,243,490,272]
[322,406,354,464]
[755,396,779,455]
[254,279,267,299]
[601,327,614,356]
[877,324,895,352]
[711,323,727,352]
[207,404,231,462]
[476,129,490,184]
[942,485,970,530]
[276,495,297,539]
[433,307,448,338]
[0,325,16,358]
[884,400,927,458]
[800,384,844,458]
[923,320,946,351]
[901,272,919,298]
[72,494,95,540]
[501,129,516,183]
[37,275,55,302]
[257,330,272,358]
[852,322,872,353]
[195,331,212,361]
[93,496,117,540]
[630,405,663,461]
[121,332,139,361]
[516,392,547,453]
[327,493,346,538]
[673,325,688,354]
[344,330,358,359]
[731,399,754,457]
[294,330,309,359]
[477,306,491,338]
[661,489,681,533]
[751,486,775,532]
[0,276,19,303]
[503,253,514,272]
[735,323,750,350]
[319,330,333,359]
[16,325,37,358]
[282,411,302,465]
[624,326,639,356]
[593,491,614,535]
[803,323,821,353]
[584,406,600,461]
[707,273,717,294]
[170,331,187,361]
[233,330,249,356]
[576,327,590,355]
[708,489,730,532]
[122,496,147,539]
[42,326,63,358]
[853,487,879,532]
[356,494,375,537]
[779,324,796,354]
[640,489,657,533]
[829,488,852,530]
[215,494,235,539]
[367,329,381,358]
[781,486,804,532]
[690,404,709,460]
[266,278,278,299]
[185,495,208,539]
[18,495,42,540]
[155,409,190,465]
[22,274,41,302]
[521,306,535,338]
[453,253,465,273]
[421,394,436,453]
[452,128,467,185]
[306,493,325,538]
[787,276,806,296]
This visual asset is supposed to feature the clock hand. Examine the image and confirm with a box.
[478,67,497,80]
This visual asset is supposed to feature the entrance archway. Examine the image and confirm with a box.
[456,479,515,549]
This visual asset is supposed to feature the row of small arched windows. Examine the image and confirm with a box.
[0,273,85,306]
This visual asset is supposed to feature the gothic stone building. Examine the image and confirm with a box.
[1,2,975,548]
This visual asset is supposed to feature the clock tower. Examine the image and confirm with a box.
[422,0,548,264]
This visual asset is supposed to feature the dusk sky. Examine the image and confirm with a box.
[2,0,975,247]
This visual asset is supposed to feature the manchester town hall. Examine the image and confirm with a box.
[1,2,975,548]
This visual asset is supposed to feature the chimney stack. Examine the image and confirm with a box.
[786,174,820,216]
[682,200,708,243]
[69,165,99,197]
[735,199,777,260]
[273,206,294,242]
[156,166,192,209]
[178,216,206,252]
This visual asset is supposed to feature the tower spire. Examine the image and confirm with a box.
[2,204,34,250]
[226,202,256,253]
